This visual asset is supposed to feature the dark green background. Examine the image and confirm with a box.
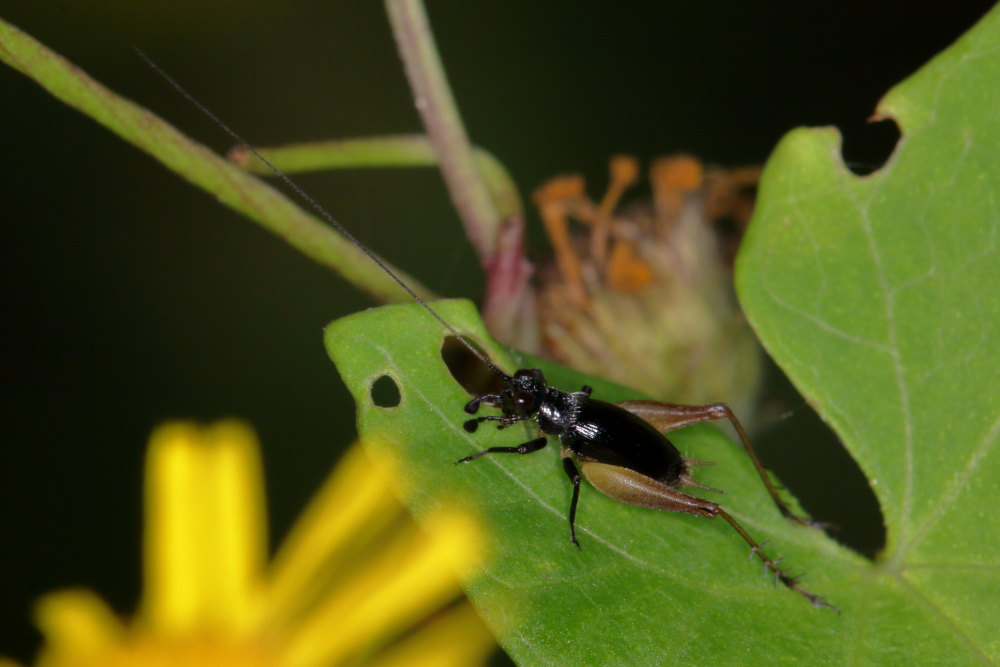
[1,1,993,661]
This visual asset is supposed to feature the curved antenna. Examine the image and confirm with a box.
[136,48,511,381]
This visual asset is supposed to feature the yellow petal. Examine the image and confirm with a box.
[367,602,496,667]
[282,510,481,667]
[141,422,266,634]
[33,589,125,667]
[265,443,403,625]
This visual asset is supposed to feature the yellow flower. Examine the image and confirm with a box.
[14,421,494,667]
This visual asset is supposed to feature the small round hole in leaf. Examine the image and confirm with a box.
[370,374,401,408]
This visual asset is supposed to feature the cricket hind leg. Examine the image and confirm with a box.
[716,508,839,612]
[581,459,836,610]
[617,400,823,528]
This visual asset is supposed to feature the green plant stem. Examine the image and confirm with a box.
[384,0,536,351]
[0,17,434,305]
[229,134,523,221]
[384,0,503,263]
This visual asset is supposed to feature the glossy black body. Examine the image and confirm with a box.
[464,368,687,485]
[555,397,687,485]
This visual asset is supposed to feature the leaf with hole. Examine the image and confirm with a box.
[737,5,1000,662]
[327,301,855,663]
[327,7,1000,663]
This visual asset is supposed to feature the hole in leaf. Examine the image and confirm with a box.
[370,374,401,408]
[757,360,886,559]
[441,336,505,397]
[841,116,901,176]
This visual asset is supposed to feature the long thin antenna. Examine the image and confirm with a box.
[135,48,510,381]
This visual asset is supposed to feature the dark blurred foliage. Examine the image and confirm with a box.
[0,1,993,660]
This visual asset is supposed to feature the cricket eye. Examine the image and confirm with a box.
[514,390,536,411]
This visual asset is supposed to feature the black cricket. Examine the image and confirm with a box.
[140,51,836,611]
[459,368,835,610]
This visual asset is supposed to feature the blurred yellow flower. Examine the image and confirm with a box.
[12,421,494,667]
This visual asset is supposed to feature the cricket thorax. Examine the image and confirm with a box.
[534,385,584,436]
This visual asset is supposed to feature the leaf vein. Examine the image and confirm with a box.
[906,411,1000,555]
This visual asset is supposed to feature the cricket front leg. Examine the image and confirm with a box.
[455,436,547,464]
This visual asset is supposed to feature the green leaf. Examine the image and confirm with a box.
[326,301,862,663]
[328,8,1000,663]
[737,5,1000,664]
